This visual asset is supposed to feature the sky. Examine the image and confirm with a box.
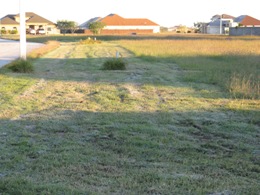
[1,0,260,27]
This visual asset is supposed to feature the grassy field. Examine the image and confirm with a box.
[116,38,260,99]
[0,34,259,194]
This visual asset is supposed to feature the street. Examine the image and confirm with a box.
[0,38,44,68]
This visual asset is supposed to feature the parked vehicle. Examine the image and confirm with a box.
[26,28,36,34]
[36,28,45,35]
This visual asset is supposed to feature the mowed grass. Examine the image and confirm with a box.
[0,35,259,194]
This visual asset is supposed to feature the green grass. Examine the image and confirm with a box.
[0,35,259,194]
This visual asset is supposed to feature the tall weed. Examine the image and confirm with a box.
[229,73,259,99]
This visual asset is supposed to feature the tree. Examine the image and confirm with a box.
[57,20,78,34]
[88,22,106,34]
[160,26,168,33]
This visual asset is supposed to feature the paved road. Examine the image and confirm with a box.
[0,38,44,68]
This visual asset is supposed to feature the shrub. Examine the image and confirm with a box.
[10,30,18,34]
[1,30,7,34]
[101,58,127,70]
[8,59,34,73]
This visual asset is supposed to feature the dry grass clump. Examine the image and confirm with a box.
[7,59,34,73]
[229,73,260,99]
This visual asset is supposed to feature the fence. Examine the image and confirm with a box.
[229,27,260,36]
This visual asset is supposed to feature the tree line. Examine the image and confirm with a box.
[56,20,105,34]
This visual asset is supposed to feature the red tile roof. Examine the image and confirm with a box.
[100,14,159,26]
[234,15,260,26]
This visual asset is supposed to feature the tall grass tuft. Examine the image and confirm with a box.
[229,73,259,99]
[8,59,34,73]
[101,58,127,70]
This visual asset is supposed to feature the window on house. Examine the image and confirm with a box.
[13,27,17,30]
[2,27,5,30]
[47,27,52,31]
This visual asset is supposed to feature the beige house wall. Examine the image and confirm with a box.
[1,24,20,32]
[1,23,59,34]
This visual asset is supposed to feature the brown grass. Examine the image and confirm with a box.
[28,41,60,59]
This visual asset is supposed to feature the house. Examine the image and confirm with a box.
[205,14,260,35]
[0,12,59,35]
[207,14,235,34]
[194,22,208,33]
[80,14,160,34]
[79,17,102,29]
[229,15,260,36]
[232,15,260,27]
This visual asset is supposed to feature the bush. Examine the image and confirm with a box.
[8,59,34,73]
[10,30,18,34]
[101,58,127,70]
[1,30,7,34]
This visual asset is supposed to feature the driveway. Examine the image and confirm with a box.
[0,38,44,68]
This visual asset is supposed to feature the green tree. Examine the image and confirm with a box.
[88,22,106,34]
[57,20,78,34]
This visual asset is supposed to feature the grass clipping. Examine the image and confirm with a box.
[101,58,127,70]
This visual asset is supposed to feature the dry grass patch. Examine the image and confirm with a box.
[28,41,60,59]
[116,38,260,99]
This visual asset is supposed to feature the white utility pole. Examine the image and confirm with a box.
[220,15,222,35]
[20,0,26,59]
[0,17,2,37]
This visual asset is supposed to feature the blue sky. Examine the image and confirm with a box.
[1,0,260,27]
